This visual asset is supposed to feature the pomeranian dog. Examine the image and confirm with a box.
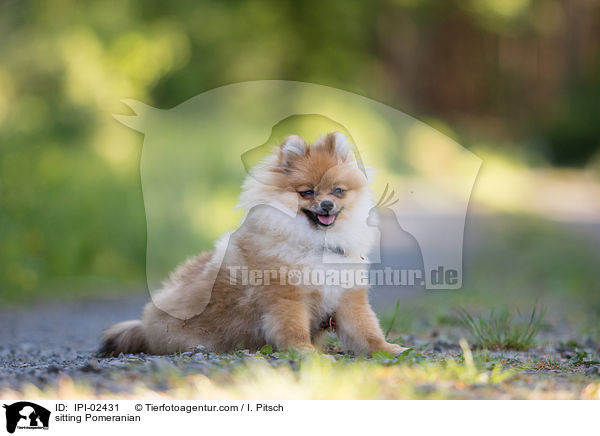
[99,132,405,357]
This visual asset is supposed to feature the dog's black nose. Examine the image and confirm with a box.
[320,200,334,212]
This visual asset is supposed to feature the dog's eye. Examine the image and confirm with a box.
[333,187,345,195]
[299,189,314,197]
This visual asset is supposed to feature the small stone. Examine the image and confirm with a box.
[80,359,101,373]
[46,365,60,374]
[193,345,206,353]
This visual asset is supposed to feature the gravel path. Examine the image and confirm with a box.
[0,294,364,393]
[1,292,598,398]
[0,294,361,394]
[0,295,149,391]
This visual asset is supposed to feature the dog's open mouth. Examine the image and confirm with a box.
[302,209,339,227]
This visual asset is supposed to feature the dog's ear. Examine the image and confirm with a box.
[279,135,309,168]
[322,132,351,161]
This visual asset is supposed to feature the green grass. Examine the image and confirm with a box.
[459,302,546,350]
[384,298,402,340]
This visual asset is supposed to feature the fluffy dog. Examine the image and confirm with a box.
[99,132,405,356]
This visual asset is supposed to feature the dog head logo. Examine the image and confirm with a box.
[114,80,481,319]
[3,402,50,433]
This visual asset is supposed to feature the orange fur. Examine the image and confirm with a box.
[99,132,405,357]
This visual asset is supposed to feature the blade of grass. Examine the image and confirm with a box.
[385,298,401,340]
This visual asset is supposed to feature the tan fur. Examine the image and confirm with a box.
[336,289,405,355]
[99,132,405,357]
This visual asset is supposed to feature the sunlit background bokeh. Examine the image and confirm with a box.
[1,0,599,333]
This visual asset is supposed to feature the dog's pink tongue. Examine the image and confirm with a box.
[317,215,335,225]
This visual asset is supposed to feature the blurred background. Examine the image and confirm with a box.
[0,0,599,336]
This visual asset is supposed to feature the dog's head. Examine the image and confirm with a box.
[238,131,376,255]
[272,132,368,230]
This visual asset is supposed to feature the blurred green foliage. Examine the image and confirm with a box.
[0,0,599,301]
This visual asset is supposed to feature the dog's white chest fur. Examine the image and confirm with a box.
[318,284,346,314]
[305,252,370,315]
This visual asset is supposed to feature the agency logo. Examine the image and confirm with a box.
[2,402,50,434]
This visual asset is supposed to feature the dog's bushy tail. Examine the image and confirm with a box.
[98,320,148,357]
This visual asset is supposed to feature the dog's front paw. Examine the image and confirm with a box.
[379,343,409,356]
